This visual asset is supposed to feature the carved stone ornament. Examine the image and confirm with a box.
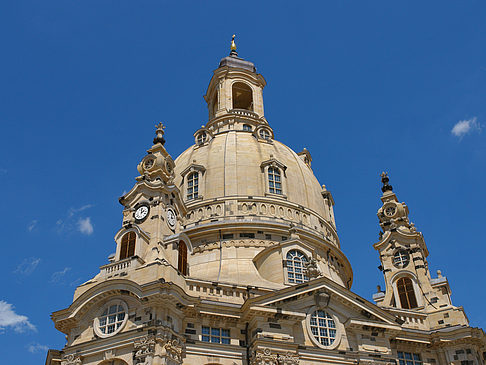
[134,335,156,364]
[251,348,299,365]
[161,337,184,364]
[305,258,322,279]
[61,354,82,365]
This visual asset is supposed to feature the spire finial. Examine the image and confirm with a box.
[230,34,238,57]
[153,122,166,145]
[380,171,393,193]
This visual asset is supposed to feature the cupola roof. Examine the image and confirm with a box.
[218,35,256,72]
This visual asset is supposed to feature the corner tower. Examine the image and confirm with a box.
[372,173,468,330]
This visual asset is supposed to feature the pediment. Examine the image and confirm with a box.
[243,276,401,330]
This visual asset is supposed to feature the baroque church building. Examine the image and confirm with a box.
[47,38,486,365]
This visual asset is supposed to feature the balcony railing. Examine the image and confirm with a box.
[99,256,144,278]
[229,108,259,118]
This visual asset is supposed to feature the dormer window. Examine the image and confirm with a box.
[187,172,199,200]
[259,129,270,140]
[197,132,207,145]
[268,167,282,195]
[232,82,253,110]
[286,250,309,284]
[120,232,136,260]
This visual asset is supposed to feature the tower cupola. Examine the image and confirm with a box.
[203,35,269,137]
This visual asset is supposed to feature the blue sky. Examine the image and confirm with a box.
[0,1,485,363]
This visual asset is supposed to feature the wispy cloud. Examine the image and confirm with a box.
[68,204,93,218]
[56,204,94,235]
[0,301,36,333]
[27,220,38,232]
[50,267,71,284]
[14,258,41,276]
[27,342,49,353]
[451,117,481,139]
[77,217,94,235]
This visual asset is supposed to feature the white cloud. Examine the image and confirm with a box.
[451,117,481,138]
[14,257,41,276]
[0,301,36,333]
[78,217,94,235]
[27,220,38,232]
[50,267,71,283]
[27,342,49,353]
[56,204,94,235]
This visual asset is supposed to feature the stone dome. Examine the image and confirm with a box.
[174,131,332,224]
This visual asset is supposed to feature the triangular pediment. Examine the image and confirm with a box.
[243,275,401,329]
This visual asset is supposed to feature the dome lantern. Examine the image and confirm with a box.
[203,36,267,135]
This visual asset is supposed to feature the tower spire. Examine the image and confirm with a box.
[230,34,238,57]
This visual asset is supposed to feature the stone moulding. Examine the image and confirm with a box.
[251,348,299,365]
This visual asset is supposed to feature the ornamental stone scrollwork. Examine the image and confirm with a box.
[134,335,156,365]
[251,348,299,365]
[160,337,184,364]
[305,258,322,279]
[61,354,82,365]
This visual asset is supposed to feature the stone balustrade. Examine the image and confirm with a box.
[99,256,144,278]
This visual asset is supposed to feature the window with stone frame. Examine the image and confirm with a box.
[397,351,423,365]
[259,128,270,140]
[178,240,188,275]
[197,131,207,145]
[268,167,282,195]
[187,172,199,200]
[201,326,230,344]
[120,231,136,260]
[396,277,418,309]
[286,250,309,283]
[309,309,337,347]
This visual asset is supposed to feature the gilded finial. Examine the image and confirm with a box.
[230,34,238,57]
[153,122,166,145]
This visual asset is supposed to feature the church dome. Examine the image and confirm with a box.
[168,40,351,289]
[174,132,332,226]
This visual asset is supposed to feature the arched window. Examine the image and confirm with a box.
[397,277,418,309]
[187,172,199,200]
[268,167,282,195]
[232,82,253,110]
[120,232,136,260]
[211,90,218,118]
[178,241,188,275]
[286,250,309,283]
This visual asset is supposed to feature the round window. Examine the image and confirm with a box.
[309,309,337,347]
[384,204,396,217]
[393,249,410,268]
[259,129,270,140]
[94,300,128,338]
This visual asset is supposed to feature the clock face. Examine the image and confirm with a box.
[134,205,149,222]
[166,208,176,230]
